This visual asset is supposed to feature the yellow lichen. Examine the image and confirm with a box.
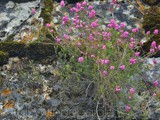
[3,100,14,109]
[1,89,12,96]
[46,110,54,118]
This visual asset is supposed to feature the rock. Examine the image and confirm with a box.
[5,1,15,9]
[53,17,59,24]
[51,98,61,107]
[0,0,41,41]
[0,0,36,4]
[0,31,7,37]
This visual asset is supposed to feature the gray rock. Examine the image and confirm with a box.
[5,1,15,9]
[0,0,42,41]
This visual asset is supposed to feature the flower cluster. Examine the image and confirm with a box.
[57,0,160,118]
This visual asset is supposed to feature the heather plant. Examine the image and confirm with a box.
[46,0,160,119]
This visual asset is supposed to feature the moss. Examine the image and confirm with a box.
[26,42,61,61]
[0,51,9,66]
[142,6,160,32]
[5,34,16,42]
[0,42,26,57]
[142,0,159,5]
[40,0,53,25]
[0,41,64,62]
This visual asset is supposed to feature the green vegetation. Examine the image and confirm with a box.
[0,41,62,66]
[142,6,160,57]
[40,0,53,25]
[0,42,26,57]
[0,51,9,66]
[142,0,159,5]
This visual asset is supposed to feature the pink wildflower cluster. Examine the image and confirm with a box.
[57,1,160,115]
[60,0,65,7]
[62,16,69,25]
[110,0,117,5]
[150,41,160,53]
[88,9,96,18]
[116,86,121,93]
[31,8,36,14]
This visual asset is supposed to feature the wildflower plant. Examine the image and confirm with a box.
[48,1,160,119]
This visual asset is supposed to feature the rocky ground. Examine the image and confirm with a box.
[0,0,160,120]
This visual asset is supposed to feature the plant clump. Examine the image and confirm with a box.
[52,1,160,119]
[142,6,160,57]
[40,0,53,25]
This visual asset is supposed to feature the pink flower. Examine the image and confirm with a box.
[154,29,159,35]
[121,31,129,38]
[130,58,136,65]
[78,57,84,63]
[102,70,107,76]
[151,41,156,48]
[69,27,73,32]
[102,45,107,50]
[117,39,122,44]
[77,42,81,46]
[110,66,115,70]
[63,34,70,40]
[56,37,61,43]
[126,105,131,112]
[129,88,135,94]
[158,45,160,50]
[130,37,134,42]
[134,52,140,57]
[128,96,132,99]
[132,28,139,33]
[152,93,156,97]
[110,0,117,5]
[120,22,126,28]
[153,80,158,87]
[104,59,110,64]
[140,42,144,46]
[150,48,155,53]
[109,19,117,28]
[115,86,121,93]
[90,21,98,28]
[115,25,120,30]
[50,29,54,33]
[129,43,134,49]
[152,59,158,64]
[146,31,150,35]
[62,16,69,24]
[60,0,65,7]
[46,23,51,28]
[76,3,81,9]
[91,54,95,58]
[119,65,125,70]
[82,22,86,26]
[89,9,96,18]
[100,59,105,65]
[82,1,87,6]
[76,25,79,28]
[89,34,94,41]
[88,5,93,10]
[102,31,107,38]
[31,8,36,14]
